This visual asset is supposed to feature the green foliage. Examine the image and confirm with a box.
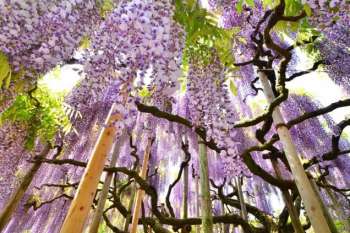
[79,36,91,50]
[334,219,350,233]
[229,79,238,96]
[259,0,321,55]
[0,52,11,89]
[98,0,115,18]
[0,83,72,149]
[138,86,151,98]
[98,221,108,233]
[174,0,237,70]
[236,0,255,13]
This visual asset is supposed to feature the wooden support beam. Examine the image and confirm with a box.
[234,176,247,233]
[60,104,121,233]
[271,159,304,233]
[195,170,200,233]
[130,137,153,233]
[198,136,214,233]
[88,130,127,233]
[183,136,189,219]
[259,71,331,233]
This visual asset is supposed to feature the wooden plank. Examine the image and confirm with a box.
[60,104,121,233]
[129,137,153,233]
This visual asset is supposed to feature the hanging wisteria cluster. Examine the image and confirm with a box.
[186,55,246,177]
[0,0,100,78]
[67,0,185,135]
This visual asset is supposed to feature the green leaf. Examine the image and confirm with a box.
[245,0,255,7]
[79,36,91,49]
[99,0,114,18]
[303,4,312,16]
[0,52,11,88]
[236,0,244,14]
[229,80,238,96]
[138,86,151,98]
[262,0,276,8]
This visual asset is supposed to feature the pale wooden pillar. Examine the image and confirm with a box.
[195,171,200,233]
[234,177,247,233]
[271,159,304,233]
[60,104,121,233]
[183,136,189,219]
[88,130,128,233]
[198,136,213,233]
[259,71,331,233]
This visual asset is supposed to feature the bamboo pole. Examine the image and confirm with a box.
[130,137,153,233]
[88,130,127,233]
[60,104,121,233]
[271,159,304,233]
[259,71,331,233]
[0,144,50,231]
[198,136,214,233]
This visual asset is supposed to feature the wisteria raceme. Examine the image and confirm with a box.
[316,36,350,91]
[0,123,28,208]
[186,55,246,177]
[0,0,100,81]
[305,0,350,91]
[82,0,184,101]
[68,0,185,137]
[281,94,332,159]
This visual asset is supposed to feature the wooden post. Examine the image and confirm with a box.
[271,159,304,233]
[235,177,248,221]
[88,130,127,233]
[183,164,189,219]
[198,136,214,233]
[0,144,50,231]
[60,104,121,233]
[195,171,200,233]
[234,177,247,233]
[123,182,137,231]
[183,136,189,219]
[259,71,331,233]
[130,137,153,233]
